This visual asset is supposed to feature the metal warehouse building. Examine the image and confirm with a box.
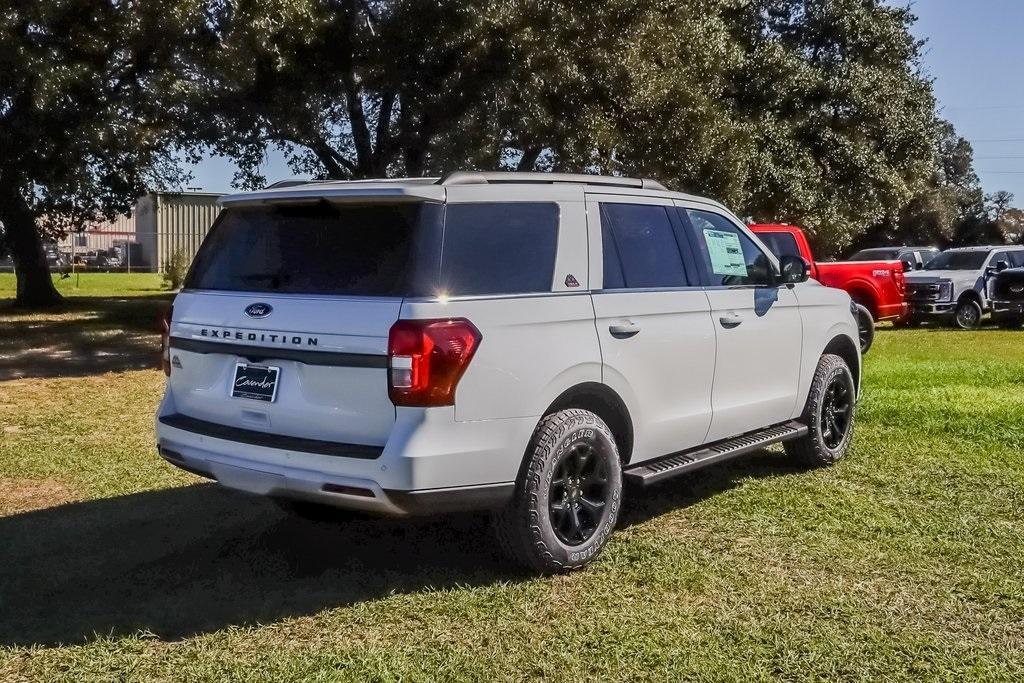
[56,191,223,271]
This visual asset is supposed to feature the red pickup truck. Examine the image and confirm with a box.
[749,224,908,353]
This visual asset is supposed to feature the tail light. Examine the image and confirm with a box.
[160,305,173,376]
[388,318,481,407]
[894,268,906,296]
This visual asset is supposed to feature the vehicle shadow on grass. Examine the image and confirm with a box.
[0,296,171,381]
[0,451,800,647]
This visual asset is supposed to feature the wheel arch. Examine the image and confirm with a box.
[822,334,860,396]
[845,283,879,317]
[543,382,634,465]
[957,288,983,305]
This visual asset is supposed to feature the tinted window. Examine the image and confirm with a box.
[600,203,688,289]
[1010,251,1024,268]
[849,248,899,261]
[757,231,801,260]
[925,251,989,270]
[990,251,1009,268]
[186,202,432,295]
[439,202,558,295]
[684,210,774,287]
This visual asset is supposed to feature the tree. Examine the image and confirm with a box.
[0,1,206,306]
[855,119,984,250]
[203,0,941,260]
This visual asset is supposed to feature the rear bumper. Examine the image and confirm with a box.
[876,301,909,321]
[157,443,513,515]
[155,395,535,516]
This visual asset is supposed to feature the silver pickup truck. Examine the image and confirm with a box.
[903,246,1024,329]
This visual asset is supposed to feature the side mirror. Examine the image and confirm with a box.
[916,261,924,270]
[996,260,1010,272]
[778,254,810,284]
[900,258,914,272]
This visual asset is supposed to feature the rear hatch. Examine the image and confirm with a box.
[166,200,442,448]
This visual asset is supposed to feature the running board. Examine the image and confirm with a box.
[623,421,808,487]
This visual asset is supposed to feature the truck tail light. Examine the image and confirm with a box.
[160,306,173,376]
[387,318,481,407]
[894,268,906,295]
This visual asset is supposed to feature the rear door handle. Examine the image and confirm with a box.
[719,312,743,329]
[609,322,640,339]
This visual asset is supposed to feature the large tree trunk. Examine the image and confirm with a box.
[0,192,62,308]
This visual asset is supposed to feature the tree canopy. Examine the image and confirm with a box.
[2,0,1017,306]
[0,0,207,305]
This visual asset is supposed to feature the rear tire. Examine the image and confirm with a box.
[854,304,875,354]
[953,299,983,330]
[785,354,856,467]
[493,409,622,573]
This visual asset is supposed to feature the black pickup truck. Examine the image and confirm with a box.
[990,267,1024,328]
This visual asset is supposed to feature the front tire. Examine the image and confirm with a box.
[785,353,856,467]
[493,409,622,573]
[953,299,983,330]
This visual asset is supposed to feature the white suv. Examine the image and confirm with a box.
[156,172,861,572]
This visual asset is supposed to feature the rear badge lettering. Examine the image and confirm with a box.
[198,328,318,346]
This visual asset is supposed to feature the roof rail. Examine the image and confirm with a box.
[265,179,315,189]
[438,171,667,191]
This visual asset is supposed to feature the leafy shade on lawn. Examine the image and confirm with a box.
[0,296,171,380]
[1,323,1022,680]
[0,272,166,299]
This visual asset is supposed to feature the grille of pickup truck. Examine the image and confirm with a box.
[992,272,1024,301]
[906,283,941,301]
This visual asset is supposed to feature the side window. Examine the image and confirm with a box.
[682,209,775,287]
[1011,251,1024,268]
[440,202,559,295]
[600,203,688,289]
[755,231,801,260]
[990,251,1009,270]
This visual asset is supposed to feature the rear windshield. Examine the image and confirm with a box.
[757,232,801,260]
[186,202,433,296]
[186,200,559,297]
[848,248,898,261]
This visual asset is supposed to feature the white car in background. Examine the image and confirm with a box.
[156,172,861,572]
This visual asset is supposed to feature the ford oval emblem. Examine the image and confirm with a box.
[244,302,273,318]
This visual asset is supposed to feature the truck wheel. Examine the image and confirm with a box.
[953,299,983,330]
[493,409,622,573]
[854,304,875,354]
[785,354,856,467]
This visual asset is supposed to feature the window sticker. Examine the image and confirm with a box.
[703,229,748,276]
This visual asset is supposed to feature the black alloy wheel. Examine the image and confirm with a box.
[548,441,611,546]
[820,373,853,450]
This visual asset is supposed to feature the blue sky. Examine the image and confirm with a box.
[185,1,1024,203]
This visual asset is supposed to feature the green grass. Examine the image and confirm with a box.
[0,272,166,299]
[1,303,1022,681]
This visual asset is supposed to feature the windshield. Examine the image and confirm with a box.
[848,248,899,261]
[924,251,989,271]
[186,202,437,296]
